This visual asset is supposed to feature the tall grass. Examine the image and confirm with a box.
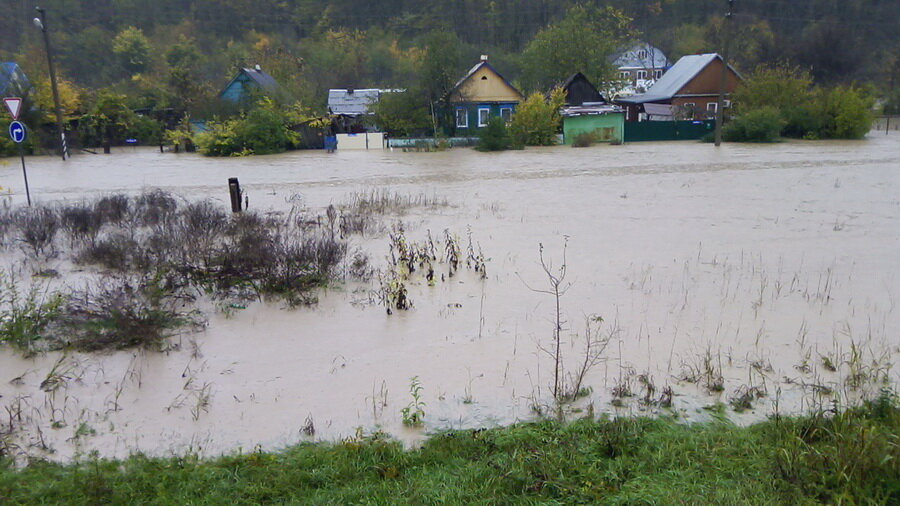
[0,391,896,504]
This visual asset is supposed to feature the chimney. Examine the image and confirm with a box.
[480,54,488,61]
[254,64,262,71]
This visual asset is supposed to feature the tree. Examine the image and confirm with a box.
[520,5,635,93]
[418,30,464,104]
[370,91,431,137]
[112,26,153,75]
[509,88,566,146]
[79,90,138,149]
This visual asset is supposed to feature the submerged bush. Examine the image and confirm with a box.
[476,116,514,152]
[0,272,65,354]
[14,207,59,257]
[723,107,784,142]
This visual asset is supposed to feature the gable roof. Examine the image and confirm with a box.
[613,43,669,70]
[0,62,31,97]
[219,67,283,100]
[561,72,605,105]
[328,89,402,116]
[447,59,522,101]
[615,53,740,104]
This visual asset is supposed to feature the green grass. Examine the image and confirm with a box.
[1,392,897,504]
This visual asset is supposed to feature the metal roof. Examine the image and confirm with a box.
[561,104,623,117]
[612,43,669,70]
[328,89,402,116]
[616,53,738,104]
[240,67,279,92]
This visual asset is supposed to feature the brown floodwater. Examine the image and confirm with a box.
[1,135,898,462]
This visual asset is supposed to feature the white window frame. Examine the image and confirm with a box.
[636,70,647,80]
[455,108,468,128]
[638,49,648,59]
[707,102,718,113]
[500,107,513,123]
[477,107,491,127]
[683,102,696,119]
[654,69,663,79]
[620,71,630,80]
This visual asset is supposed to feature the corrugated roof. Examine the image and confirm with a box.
[612,43,669,70]
[616,53,739,104]
[561,104,623,117]
[328,89,402,116]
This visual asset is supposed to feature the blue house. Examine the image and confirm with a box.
[0,62,32,98]
[445,56,523,134]
[219,65,288,103]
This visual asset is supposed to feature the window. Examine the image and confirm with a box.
[707,102,718,114]
[478,108,491,127]
[455,108,468,128]
[638,49,648,59]
[636,70,647,80]
[500,107,513,123]
[683,102,696,119]
[620,71,630,80]
[654,69,663,79]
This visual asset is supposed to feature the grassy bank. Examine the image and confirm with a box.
[1,393,897,504]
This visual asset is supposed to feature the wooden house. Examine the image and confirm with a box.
[219,65,289,103]
[615,53,742,122]
[561,72,605,106]
[612,43,670,96]
[446,56,523,134]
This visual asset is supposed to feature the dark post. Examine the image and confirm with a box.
[18,142,32,207]
[714,0,734,147]
[228,178,242,213]
[34,7,68,161]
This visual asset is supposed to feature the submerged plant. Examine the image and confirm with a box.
[401,376,426,427]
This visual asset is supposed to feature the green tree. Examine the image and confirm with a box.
[112,26,153,75]
[819,86,874,139]
[509,88,566,146]
[477,116,513,152]
[79,90,138,148]
[722,107,784,142]
[520,5,634,93]
[370,91,431,137]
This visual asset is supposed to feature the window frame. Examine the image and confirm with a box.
[500,107,513,123]
[455,108,468,128]
[636,70,648,80]
[683,102,696,119]
[477,107,491,127]
[638,49,648,59]
[654,69,663,79]
[706,102,718,113]
[620,71,630,80]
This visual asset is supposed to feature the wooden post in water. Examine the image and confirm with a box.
[228,178,242,213]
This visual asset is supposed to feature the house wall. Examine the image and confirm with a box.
[451,65,523,103]
[565,77,603,106]
[221,73,254,102]
[676,59,741,96]
[450,102,518,133]
[563,114,624,144]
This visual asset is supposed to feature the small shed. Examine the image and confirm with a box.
[561,72,604,106]
[327,88,399,133]
[562,104,625,144]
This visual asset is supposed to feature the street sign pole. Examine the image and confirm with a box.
[18,139,31,206]
[8,120,31,206]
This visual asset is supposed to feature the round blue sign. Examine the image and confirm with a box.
[8,121,26,143]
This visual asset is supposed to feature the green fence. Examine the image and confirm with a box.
[624,120,715,142]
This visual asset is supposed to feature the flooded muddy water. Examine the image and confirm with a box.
[1,135,898,462]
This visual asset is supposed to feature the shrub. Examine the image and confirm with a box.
[196,98,298,156]
[476,116,513,151]
[509,88,566,146]
[819,86,874,139]
[723,107,784,142]
[0,272,66,354]
[14,207,59,257]
[571,132,597,147]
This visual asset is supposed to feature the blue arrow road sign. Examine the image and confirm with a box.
[8,121,26,143]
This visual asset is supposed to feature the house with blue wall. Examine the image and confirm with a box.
[445,56,523,135]
[0,62,31,98]
[219,65,288,103]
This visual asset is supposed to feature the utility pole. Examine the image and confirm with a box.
[33,6,69,161]
[714,0,734,147]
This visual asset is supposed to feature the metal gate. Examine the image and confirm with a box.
[624,120,715,142]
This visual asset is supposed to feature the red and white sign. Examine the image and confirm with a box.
[3,97,23,120]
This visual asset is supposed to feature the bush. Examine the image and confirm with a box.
[509,88,566,146]
[571,131,597,147]
[196,98,298,156]
[723,107,784,142]
[818,86,874,139]
[476,116,513,151]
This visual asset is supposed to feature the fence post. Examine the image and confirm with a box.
[228,177,242,213]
